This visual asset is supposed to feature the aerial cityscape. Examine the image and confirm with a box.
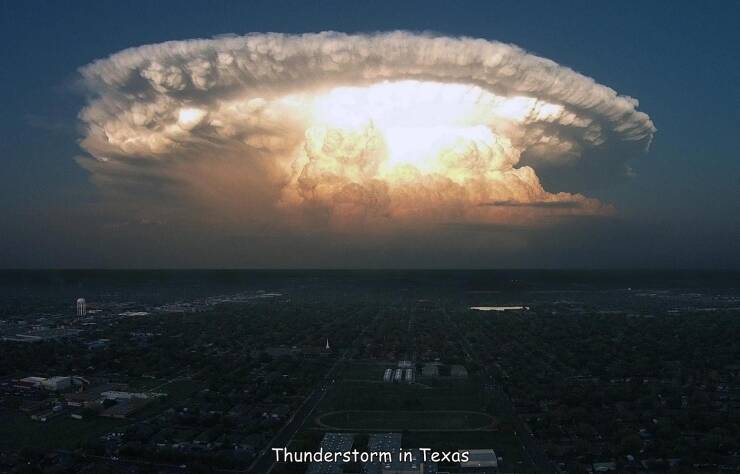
[1,1,739,473]
[1,270,739,473]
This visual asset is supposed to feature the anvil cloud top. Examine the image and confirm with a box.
[77,32,655,231]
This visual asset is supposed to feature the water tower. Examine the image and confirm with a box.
[76,298,86,316]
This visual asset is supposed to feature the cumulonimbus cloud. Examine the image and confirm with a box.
[76,31,655,234]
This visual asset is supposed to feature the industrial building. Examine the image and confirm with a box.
[404,368,414,383]
[18,376,86,392]
[384,365,415,384]
[421,363,439,378]
[459,449,498,472]
[43,376,73,391]
[2,328,82,343]
[18,376,47,388]
[450,365,469,378]
[383,368,393,382]
[100,390,149,400]
[379,449,425,474]
[468,306,529,312]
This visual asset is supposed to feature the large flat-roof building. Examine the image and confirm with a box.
[42,376,73,391]
[101,390,149,400]
[380,449,437,473]
[421,363,439,378]
[19,375,85,392]
[450,365,468,378]
[404,368,414,383]
[459,449,498,472]
[383,368,394,383]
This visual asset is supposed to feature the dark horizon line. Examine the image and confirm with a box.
[1,267,739,272]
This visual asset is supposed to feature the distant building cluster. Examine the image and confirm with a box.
[19,375,87,392]
[383,361,415,384]
[420,363,468,379]
[381,361,470,383]
[4,374,164,422]
[1,327,82,343]
[469,305,529,312]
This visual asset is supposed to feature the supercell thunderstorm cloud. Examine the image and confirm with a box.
[76,32,655,260]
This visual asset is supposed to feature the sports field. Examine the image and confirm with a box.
[317,409,494,430]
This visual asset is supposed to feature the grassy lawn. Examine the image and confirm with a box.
[130,378,204,419]
[290,363,535,472]
[318,410,493,430]
[127,376,167,391]
[338,361,390,381]
[0,410,125,450]
[160,379,203,403]
[315,378,484,414]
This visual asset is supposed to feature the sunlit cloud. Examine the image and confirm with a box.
[76,31,655,238]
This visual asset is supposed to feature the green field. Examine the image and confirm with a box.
[337,361,390,381]
[0,411,125,450]
[318,410,493,430]
[316,378,484,414]
[159,379,203,403]
[295,360,535,471]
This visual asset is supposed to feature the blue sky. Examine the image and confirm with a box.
[0,0,738,268]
